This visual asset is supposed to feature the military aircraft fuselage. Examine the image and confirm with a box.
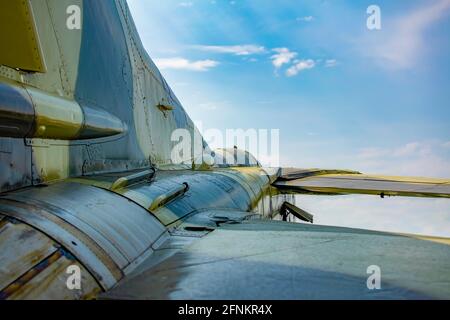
[1,0,450,300]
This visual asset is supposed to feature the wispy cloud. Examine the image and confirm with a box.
[296,194,450,237]
[178,2,193,7]
[153,57,219,71]
[325,59,338,67]
[296,16,314,22]
[192,44,266,56]
[357,141,450,177]
[361,0,450,69]
[198,103,217,110]
[286,59,316,76]
[270,48,297,68]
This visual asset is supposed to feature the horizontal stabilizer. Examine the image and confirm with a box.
[273,168,450,198]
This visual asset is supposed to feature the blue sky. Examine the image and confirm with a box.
[128,0,450,236]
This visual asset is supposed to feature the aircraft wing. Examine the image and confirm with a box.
[102,210,450,300]
[273,168,450,198]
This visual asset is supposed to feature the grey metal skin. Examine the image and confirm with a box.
[0,0,449,300]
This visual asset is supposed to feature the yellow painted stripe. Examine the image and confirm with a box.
[396,233,450,246]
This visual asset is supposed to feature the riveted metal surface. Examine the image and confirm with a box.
[0,137,32,193]
[74,0,144,164]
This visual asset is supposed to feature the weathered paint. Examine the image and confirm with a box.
[0,218,102,300]
[0,182,166,271]
[0,218,57,290]
[4,250,101,300]
[0,198,122,290]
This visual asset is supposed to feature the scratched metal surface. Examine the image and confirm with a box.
[0,182,166,269]
[0,216,102,300]
[7,255,101,300]
[0,198,120,290]
[0,179,169,294]
[0,218,57,290]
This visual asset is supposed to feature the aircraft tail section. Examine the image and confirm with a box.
[0,0,205,193]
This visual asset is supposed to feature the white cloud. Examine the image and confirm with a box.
[356,141,450,178]
[270,48,297,69]
[153,57,219,71]
[295,194,450,237]
[296,16,314,22]
[179,2,193,7]
[286,59,315,76]
[324,59,338,67]
[198,102,218,110]
[193,44,266,56]
[392,142,422,157]
[362,0,450,69]
[358,147,389,159]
